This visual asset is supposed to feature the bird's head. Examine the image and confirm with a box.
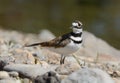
[71,20,83,33]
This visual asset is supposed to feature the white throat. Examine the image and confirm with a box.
[72,28,82,33]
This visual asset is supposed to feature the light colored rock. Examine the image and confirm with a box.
[113,78,120,83]
[55,63,80,75]
[0,71,9,79]
[11,49,35,64]
[0,78,21,83]
[76,31,120,62]
[38,29,55,41]
[42,49,60,64]
[4,64,58,79]
[62,68,115,83]
[0,48,35,65]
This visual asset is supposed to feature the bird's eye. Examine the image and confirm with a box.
[78,23,81,27]
[78,21,83,27]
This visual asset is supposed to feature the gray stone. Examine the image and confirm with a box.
[33,71,61,83]
[62,68,114,83]
[55,63,80,75]
[11,49,35,64]
[8,71,19,78]
[0,56,15,70]
[76,31,120,62]
[0,78,21,83]
[4,64,57,79]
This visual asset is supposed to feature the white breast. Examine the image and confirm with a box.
[46,40,82,56]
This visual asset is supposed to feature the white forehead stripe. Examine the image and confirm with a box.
[72,22,78,26]
[79,22,82,25]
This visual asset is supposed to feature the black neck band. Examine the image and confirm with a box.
[70,39,82,44]
[70,32,82,37]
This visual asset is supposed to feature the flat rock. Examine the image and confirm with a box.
[4,64,58,79]
[62,68,114,83]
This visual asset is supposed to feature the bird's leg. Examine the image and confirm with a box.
[62,56,66,64]
[60,55,63,65]
[60,55,66,65]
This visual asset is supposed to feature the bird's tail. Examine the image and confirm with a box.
[24,42,41,47]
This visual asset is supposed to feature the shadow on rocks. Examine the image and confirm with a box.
[0,61,7,70]
[33,71,61,83]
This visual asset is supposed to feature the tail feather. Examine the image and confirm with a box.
[25,42,41,47]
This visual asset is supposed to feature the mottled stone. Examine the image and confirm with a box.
[62,68,114,83]
[0,78,21,83]
[33,71,61,83]
[11,49,35,64]
[8,71,19,78]
[55,63,80,75]
[4,64,57,79]
[0,56,15,70]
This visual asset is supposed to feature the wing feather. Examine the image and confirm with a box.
[25,33,71,48]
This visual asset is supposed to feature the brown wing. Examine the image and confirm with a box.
[40,36,71,48]
[25,33,71,48]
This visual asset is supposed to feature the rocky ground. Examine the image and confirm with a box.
[0,29,120,83]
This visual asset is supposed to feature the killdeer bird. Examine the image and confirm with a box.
[25,20,83,64]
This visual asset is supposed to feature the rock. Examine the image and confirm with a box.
[55,63,80,75]
[4,64,58,79]
[0,71,9,79]
[61,68,114,83]
[0,78,21,83]
[22,78,31,83]
[0,29,120,83]
[42,49,60,64]
[39,29,55,42]
[113,78,120,83]
[76,31,120,62]
[11,49,35,64]
[0,60,6,70]
[8,71,19,78]
[33,71,61,83]
[0,48,35,65]
[0,56,15,70]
